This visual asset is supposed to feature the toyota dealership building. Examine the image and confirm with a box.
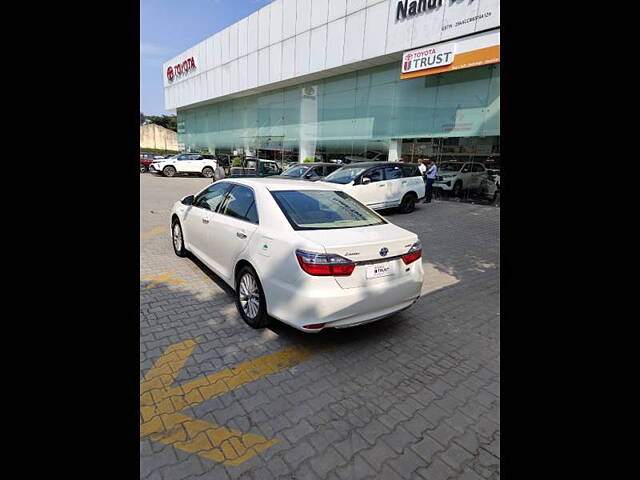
[163,0,500,166]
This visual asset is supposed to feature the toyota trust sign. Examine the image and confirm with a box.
[167,57,197,82]
[402,43,455,74]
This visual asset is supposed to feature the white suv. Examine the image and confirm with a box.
[433,162,490,196]
[150,154,218,178]
[322,162,425,213]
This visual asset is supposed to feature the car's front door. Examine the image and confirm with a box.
[173,154,193,173]
[459,163,474,189]
[471,163,487,189]
[183,182,231,269]
[351,167,387,209]
[208,185,259,281]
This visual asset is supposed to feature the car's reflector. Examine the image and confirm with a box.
[296,250,355,276]
[402,241,422,265]
[303,323,326,330]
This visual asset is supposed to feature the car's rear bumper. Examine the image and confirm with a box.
[266,262,424,332]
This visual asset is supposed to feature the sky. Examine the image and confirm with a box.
[140,0,273,116]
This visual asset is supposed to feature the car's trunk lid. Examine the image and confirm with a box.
[296,224,418,289]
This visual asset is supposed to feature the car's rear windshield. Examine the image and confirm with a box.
[271,190,387,230]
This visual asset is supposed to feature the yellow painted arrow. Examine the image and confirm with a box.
[141,226,167,240]
[140,339,319,466]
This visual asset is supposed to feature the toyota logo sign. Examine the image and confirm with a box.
[166,57,196,83]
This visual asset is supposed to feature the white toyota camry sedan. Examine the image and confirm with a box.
[169,178,424,332]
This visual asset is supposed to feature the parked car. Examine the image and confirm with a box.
[322,162,425,213]
[140,153,156,173]
[149,153,219,178]
[279,162,342,181]
[227,158,282,178]
[433,162,491,196]
[487,168,501,190]
[477,175,499,203]
[343,151,388,164]
[170,178,424,332]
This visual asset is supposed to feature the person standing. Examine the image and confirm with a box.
[418,158,427,177]
[418,158,428,202]
[424,158,437,203]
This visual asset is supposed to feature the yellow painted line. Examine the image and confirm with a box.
[140,339,320,466]
[141,226,167,240]
[140,270,188,290]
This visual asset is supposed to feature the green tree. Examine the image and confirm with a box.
[145,114,177,132]
[140,111,145,125]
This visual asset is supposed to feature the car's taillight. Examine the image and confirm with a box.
[402,241,422,265]
[296,250,355,276]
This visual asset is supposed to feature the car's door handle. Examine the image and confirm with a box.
[202,219,209,224]
[402,181,407,184]
[379,184,386,187]
[237,232,247,239]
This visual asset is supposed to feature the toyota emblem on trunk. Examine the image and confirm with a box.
[380,248,389,257]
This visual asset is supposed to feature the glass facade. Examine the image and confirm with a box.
[177,61,500,165]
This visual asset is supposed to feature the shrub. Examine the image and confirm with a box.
[232,157,243,167]
[303,157,314,163]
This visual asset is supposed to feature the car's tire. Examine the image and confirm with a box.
[140,164,148,173]
[163,166,177,177]
[398,193,417,214]
[202,167,214,178]
[171,220,187,257]
[235,265,271,329]
[452,181,463,197]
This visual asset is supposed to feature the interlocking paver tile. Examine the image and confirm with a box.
[140,175,499,479]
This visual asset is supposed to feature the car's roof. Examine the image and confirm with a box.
[340,161,417,168]
[220,177,338,191]
[286,162,337,167]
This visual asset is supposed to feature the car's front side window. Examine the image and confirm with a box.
[218,185,259,224]
[363,168,384,183]
[194,182,231,211]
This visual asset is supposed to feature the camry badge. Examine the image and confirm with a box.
[380,248,389,257]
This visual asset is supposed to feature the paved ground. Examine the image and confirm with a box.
[140,173,500,480]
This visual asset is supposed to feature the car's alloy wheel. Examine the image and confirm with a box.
[399,193,416,213]
[202,167,214,178]
[140,165,148,173]
[172,221,187,257]
[452,181,463,197]
[235,266,270,328]
[164,166,176,177]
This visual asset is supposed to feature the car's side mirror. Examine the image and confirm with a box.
[182,195,195,206]
[462,169,470,173]
[361,177,371,185]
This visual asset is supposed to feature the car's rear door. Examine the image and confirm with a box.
[207,185,259,281]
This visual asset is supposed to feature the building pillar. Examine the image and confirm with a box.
[388,139,402,162]
[299,85,319,162]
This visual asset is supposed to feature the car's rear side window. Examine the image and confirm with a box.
[271,190,386,230]
[400,165,420,177]
[219,185,259,224]
[383,166,403,180]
